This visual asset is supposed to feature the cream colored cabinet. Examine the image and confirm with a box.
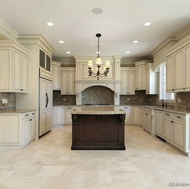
[184,45,190,90]
[163,111,187,152]
[145,63,158,94]
[53,106,64,126]
[134,61,146,90]
[131,106,142,125]
[52,61,61,90]
[119,106,131,124]
[60,68,75,95]
[155,110,164,138]
[0,41,29,92]
[166,49,184,92]
[120,68,135,95]
[0,111,36,150]
[142,107,155,135]
[64,106,76,124]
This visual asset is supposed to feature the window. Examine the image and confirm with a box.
[159,63,175,101]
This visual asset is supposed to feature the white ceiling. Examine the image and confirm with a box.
[0,0,190,59]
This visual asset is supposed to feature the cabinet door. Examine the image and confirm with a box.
[173,121,185,150]
[163,118,173,143]
[132,107,141,125]
[127,70,135,94]
[174,50,184,91]
[155,111,164,137]
[166,56,174,92]
[0,48,11,91]
[0,115,20,144]
[60,70,75,95]
[185,45,190,89]
[23,119,31,144]
[120,70,128,94]
[31,117,36,139]
[146,114,152,132]
[54,107,64,125]
[135,65,146,90]
[52,64,60,90]
[20,54,28,92]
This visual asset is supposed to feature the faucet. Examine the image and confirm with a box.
[161,99,165,108]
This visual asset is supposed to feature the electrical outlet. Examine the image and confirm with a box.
[127,98,130,101]
[2,99,8,104]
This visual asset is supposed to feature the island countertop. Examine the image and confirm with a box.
[71,105,126,115]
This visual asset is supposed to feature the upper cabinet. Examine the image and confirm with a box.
[120,67,135,95]
[60,67,75,95]
[0,40,29,92]
[134,61,146,90]
[145,63,158,94]
[165,35,190,92]
[52,61,61,90]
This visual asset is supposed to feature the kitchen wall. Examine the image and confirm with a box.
[0,92,16,110]
[53,91,76,105]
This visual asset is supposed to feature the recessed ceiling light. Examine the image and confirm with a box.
[66,52,70,54]
[47,22,54,26]
[92,8,103,14]
[133,40,139,43]
[59,40,64,44]
[144,22,151,26]
[126,51,130,54]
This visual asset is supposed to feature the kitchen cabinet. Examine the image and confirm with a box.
[165,35,190,92]
[0,111,36,150]
[145,63,158,94]
[64,106,76,124]
[163,111,188,153]
[0,40,29,92]
[53,106,64,126]
[60,68,75,95]
[120,68,135,95]
[118,106,131,124]
[155,110,164,138]
[166,49,184,92]
[134,61,146,90]
[131,106,141,125]
[142,107,155,136]
[52,61,61,90]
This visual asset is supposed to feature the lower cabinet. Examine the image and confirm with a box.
[142,107,155,136]
[64,106,77,124]
[0,111,36,149]
[132,106,142,125]
[155,110,164,137]
[53,106,64,126]
[118,106,131,124]
[160,111,190,156]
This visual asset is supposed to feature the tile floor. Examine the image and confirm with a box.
[0,125,190,189]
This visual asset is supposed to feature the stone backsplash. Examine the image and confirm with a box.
[53,91,76,105]
[0,92,16,110]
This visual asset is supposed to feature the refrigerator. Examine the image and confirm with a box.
[39,77,53,137]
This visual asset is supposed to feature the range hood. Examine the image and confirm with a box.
[74,56,122,105]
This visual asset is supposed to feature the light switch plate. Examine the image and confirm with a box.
[2,99,8,104]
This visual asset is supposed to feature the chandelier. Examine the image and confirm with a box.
[88,33,110,80]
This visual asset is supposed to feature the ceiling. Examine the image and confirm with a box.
[0,0,190,59]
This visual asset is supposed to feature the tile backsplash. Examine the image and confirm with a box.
[0,93,16,110]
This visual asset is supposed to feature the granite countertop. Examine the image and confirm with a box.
[0,109,36,114]
[71,105,126,115]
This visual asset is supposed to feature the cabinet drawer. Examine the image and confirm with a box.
[123,106,131,111]
[174,113,185,122]
[22,111,36,119]
[164,112,174,118]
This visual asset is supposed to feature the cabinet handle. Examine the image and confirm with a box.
[171,121,174,123]
[177,116,181,119]
[20,89,23,91]
[29,119,32,121]
[166,113,169,116]
[32,113,35,115]
[172,89,174,91]
[183,88,185,90]
[25,114,29,117]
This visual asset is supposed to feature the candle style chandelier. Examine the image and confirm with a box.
[88,33,110,80]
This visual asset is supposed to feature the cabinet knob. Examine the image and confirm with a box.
[172,89,174,91]
[171,121,174,123]
[20,89,23,91]
[183,88,185,90]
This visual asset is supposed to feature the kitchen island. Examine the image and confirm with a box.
[71,106,126,150]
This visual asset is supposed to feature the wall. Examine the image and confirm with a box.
[53,91,76,105]
[0,92,16,110]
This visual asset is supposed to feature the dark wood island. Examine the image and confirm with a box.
[71,106,126,150]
